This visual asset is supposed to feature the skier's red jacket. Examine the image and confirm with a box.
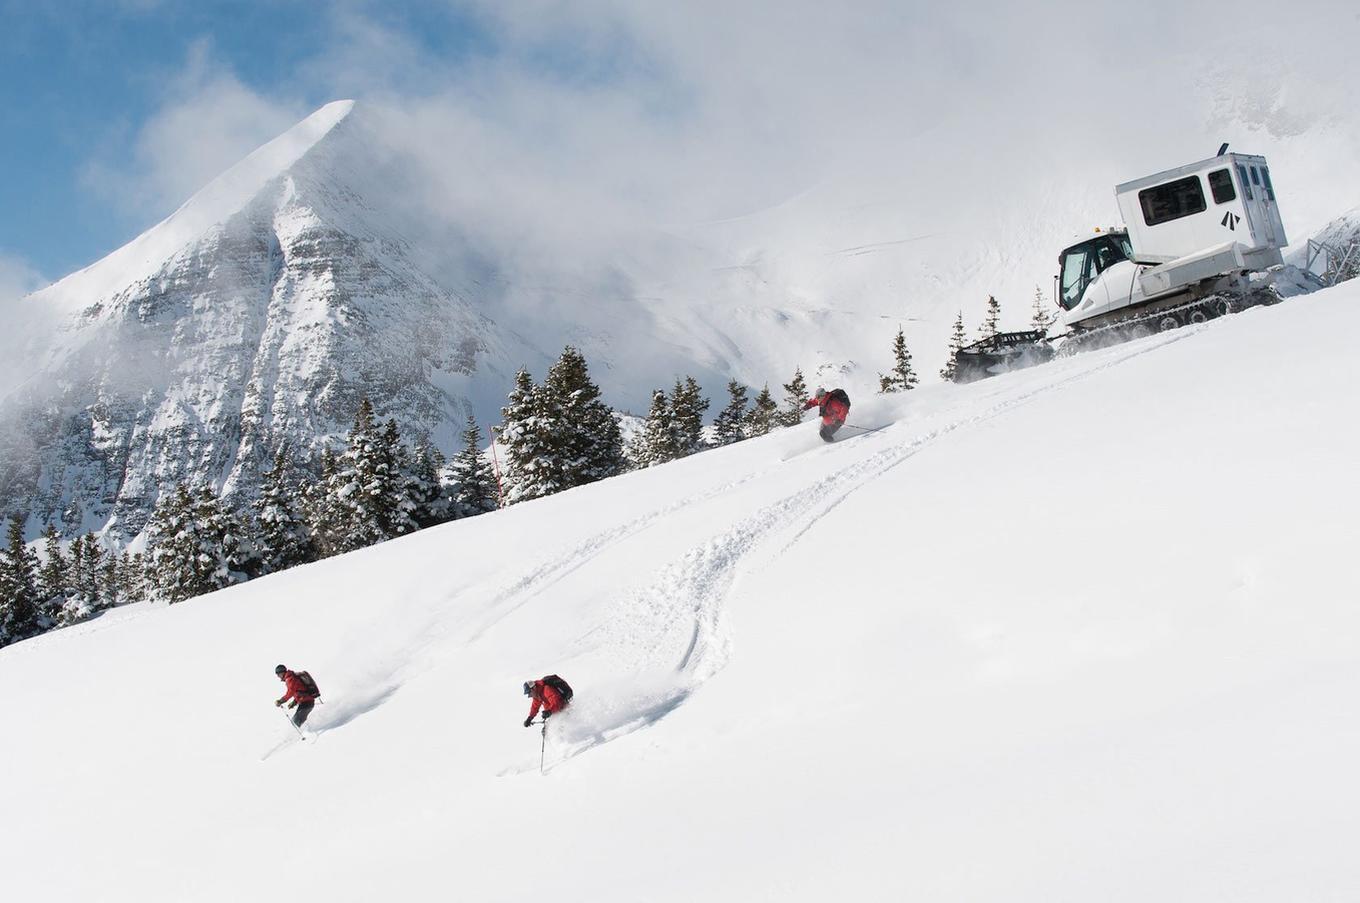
[804,391,850,425]
[279,670,318,705]
[526,680,567,720]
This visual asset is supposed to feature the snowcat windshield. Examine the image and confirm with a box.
[1059,244,1095,310]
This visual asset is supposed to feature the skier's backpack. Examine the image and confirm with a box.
[296,670,321,700]
[828,388,851,409]
[542,674,573,705]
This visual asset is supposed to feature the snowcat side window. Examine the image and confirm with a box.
[1094,238,1126,273]
[1237,165,1254,200]
[1208,168,1236,204]
[1260,167,1275,201]
[1059,245,1095,310]
[1139,176,1207,226]
[1250,166,1261,186]
[1114,234,1134,260]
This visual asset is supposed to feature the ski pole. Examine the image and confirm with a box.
[280,706,306,740]
[841,423,886,434]
[540,720,547,775]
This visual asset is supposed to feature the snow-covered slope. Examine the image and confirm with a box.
[3,282,1357,901]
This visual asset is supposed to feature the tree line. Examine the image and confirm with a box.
[2,314,1014,647]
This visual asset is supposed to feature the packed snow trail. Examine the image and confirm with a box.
[3,286,1360,900]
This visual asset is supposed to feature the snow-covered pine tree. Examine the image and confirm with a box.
[631,389,678,468]
[713,380,749,446]
[499,367,557,504]
[1030,284,1056,333]
[316,400,409,553]
[0,516,42,647]
[979,295,1002,339]
[879,327,919,393]
[254,446,313,573]
[671,376,710,456]
[536,346,624,495]
[780,368,810,427]
[36,523,69,624]
[378,418,418,539]
[67,533,105,622]
[940,311,967,381]
[146,484,222,604]
[449,416,499,516]
[743,384,780,437]
[193,485,257,585]
[304,448,347,559]
[117,551,147,605]
[407,436,449,528]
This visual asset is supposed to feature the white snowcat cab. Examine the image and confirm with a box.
[1056,147,1288,333]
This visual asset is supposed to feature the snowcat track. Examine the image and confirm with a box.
[1055,286,1281,357]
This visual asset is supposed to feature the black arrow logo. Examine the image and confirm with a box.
[1220,212,1241,231]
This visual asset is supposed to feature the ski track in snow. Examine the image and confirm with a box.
[513,328,1203,769]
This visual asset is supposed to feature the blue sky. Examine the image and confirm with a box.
[0,1,494,282]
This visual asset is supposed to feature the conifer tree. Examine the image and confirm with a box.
[117,551,147,605]
[979,295,1002,340]
[0,517,42,647]
[305,448,347,559]
[743,384,780,437]
[100,546,120,610]
[633,389,679,468]
[315,401,414,553]
[254,446,312,573]
[36,523,69,621]
[63,533,104,623]
[146,483,233,604]
[940,311,967,381]
[878,327,919,393]
[407,436,449,528]
[379,418,417,538]
[193,486,256,584]
[780,368,810,427]
[338,399,388,549]
[449,416,499,516]
[1030,284,1056,333]
[498,367,557,505]
[516,347,622,500]
[670,376,710,456]
[713,381,749,446]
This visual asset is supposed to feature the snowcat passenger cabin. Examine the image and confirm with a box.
[1115,151,1286,268]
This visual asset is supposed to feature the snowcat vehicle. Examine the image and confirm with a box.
[953,147,1299,382]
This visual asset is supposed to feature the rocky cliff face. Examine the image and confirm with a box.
[0,102,532,539]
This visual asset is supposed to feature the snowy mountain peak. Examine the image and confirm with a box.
[36,100,356,316]
[0,99,535,540]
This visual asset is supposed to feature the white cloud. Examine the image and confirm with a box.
[0,252,46,304]
[82,39,305,218]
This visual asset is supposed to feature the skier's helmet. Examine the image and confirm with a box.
[275,664,287,676]
[814,387,826,399]
[523,681,533,696]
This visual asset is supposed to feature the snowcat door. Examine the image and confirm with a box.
[1058,243,1098,311]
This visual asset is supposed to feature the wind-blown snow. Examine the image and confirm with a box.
[3,280,1357,900]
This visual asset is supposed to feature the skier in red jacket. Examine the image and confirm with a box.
[274,664,319,727]
[803,387,851,442]
[523,676,572,727]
